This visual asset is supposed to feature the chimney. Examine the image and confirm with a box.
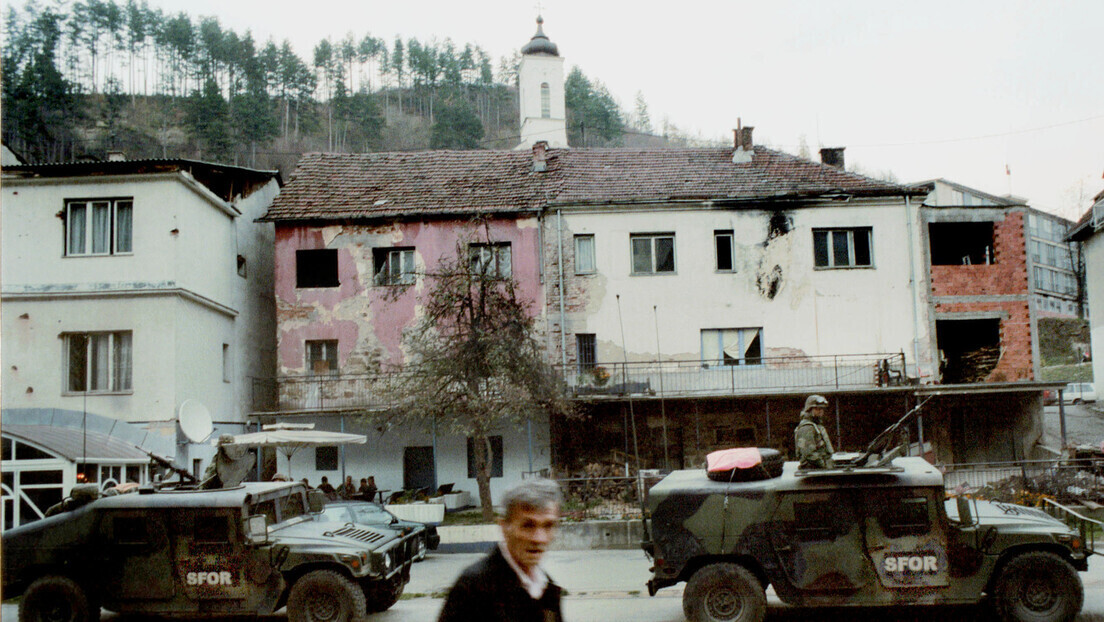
[532,141,548,173]
[106,151,126,162]
[819,147,845,170]
[731,120,754,164]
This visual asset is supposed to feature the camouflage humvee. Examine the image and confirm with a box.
[643,456,1094,622]
[3,481,415,622]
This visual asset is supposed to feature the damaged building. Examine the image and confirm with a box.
[254,18,1058,505]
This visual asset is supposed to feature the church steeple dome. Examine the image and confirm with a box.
[521,16,559,56]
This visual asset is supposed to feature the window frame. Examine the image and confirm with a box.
[630,233,676,275]
[701,327,763,367]
[373,247,416,286]
[64,198,133,257]
[574,234,596,274]
[714,230,735,272]
[540,82,551,119]
[305,339,339,375]
[813,227,873,269]
[576,333,597,373]
[469,242,512,279]
[63,331,133,394]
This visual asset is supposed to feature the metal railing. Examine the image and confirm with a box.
[252,351,908,414]
[561,352,907,399]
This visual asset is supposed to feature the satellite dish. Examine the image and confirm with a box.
[179,399,214,444]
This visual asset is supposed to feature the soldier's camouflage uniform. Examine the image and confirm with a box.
[794,412,834,469]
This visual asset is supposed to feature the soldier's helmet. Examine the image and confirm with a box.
[803,394,829,412]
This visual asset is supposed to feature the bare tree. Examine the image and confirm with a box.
[380,224,573,520]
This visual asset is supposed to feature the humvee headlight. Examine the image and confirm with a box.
[338,554,362,570]
[1057,533,1082,550]
[383,552,393,571]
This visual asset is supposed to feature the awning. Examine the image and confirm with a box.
[2,425,149,462]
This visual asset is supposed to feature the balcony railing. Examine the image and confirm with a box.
[563,352,907,399]
[251,352,907,415]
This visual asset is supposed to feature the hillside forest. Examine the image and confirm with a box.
[2,0,718,175]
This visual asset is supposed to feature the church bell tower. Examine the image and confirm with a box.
[516,16,568,149]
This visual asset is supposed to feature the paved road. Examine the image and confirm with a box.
[1045,402,1104,448]
[6,549,1104,621]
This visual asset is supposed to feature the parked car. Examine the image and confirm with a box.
[320,501,440,562]
[1043,388,1058,405]
[1063,382,1097,404]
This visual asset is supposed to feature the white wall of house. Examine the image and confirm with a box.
[279,416,553,508]
[550,198,935,378]
[1,172,278,463]
[1083,232,1104,384]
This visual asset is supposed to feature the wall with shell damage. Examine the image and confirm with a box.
[274,217,544,378]
[543,199,935,380]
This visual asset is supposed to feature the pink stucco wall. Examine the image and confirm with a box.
[274,218,543,374]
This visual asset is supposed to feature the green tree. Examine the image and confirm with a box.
[631,91,652,134]
[185,77,232,159]
[430,97,483,149]
[232,85,277,166]
[565,67,624,146]
[381,227,572,520]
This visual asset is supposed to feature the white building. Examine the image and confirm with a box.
[2,159,280,525]
[1068,190,1104,385]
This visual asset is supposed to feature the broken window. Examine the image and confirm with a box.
[631,233,675,274]
[576,333,597,372]
[469,242,512,278]
[373,247,415,285]
[928,222,994,265]
[936,318,1000,383]
[295,249,339,288]
[813,227,872,268]
[305,339,338,375]
[65,198,132,256]
[65,331,132,393]
[714,230,734,271]
[574,235,595,274]
[701,328,762,366]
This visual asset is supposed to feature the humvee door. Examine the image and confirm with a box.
[99,510,175,600]
[862,488,949,590]
[770,490,873,593]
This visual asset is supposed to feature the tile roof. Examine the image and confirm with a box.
[263,147,926,223]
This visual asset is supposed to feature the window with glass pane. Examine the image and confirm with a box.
[373,247,416,285]
[715,231,734,271]
[701,328,763,366]
[65,198,133,256]
[469,243,512,278]
[812,228,872,268]
[576,334,596,372]
[574,235,595,274]
[630,234,675,274]
[65,331,132,393]
[540,83,551,118]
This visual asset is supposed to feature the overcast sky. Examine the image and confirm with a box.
[135,0,1104,219]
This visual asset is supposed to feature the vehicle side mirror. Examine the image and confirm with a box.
[307,490,326,513]
[244,514,269,545]
[956,496,976,526]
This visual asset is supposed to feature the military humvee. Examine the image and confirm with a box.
[2,480,415,622]
[643,456,1095,622]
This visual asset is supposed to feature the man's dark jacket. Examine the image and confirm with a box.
[438,545,563,622]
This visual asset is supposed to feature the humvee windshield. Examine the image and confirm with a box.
[250,490,306,525]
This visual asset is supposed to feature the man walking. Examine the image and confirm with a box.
[438,478,563,622]
[794,394,835,469]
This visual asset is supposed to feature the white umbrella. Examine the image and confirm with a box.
[221,423,366,477]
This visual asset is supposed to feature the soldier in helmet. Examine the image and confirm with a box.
[794,394,834,469]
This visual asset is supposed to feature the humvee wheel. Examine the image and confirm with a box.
[684,563,765,622]
[365,576,404,612]
[994,551,1082,622]
[19,576,98,622]
[287,570,367,622]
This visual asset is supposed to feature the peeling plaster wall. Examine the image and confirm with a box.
[274,217,544,375]
[544,200,934,376]
[1079,231,1104,386]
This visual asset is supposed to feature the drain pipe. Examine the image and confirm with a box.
[557,209,568,374]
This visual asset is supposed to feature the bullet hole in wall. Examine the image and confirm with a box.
[757,265,783,300]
